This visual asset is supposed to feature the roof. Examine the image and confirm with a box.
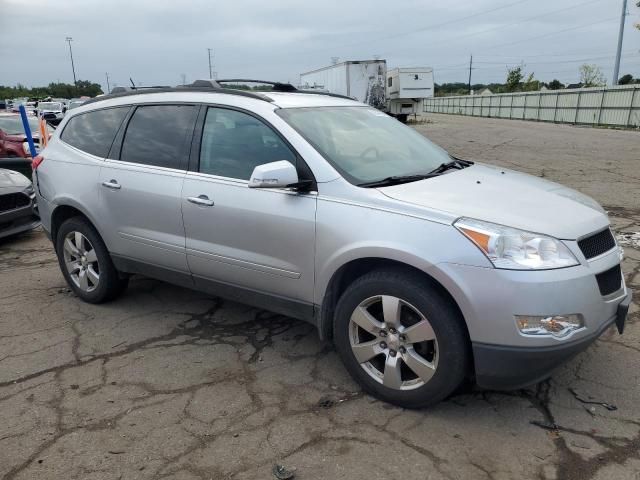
[77,87,362,112]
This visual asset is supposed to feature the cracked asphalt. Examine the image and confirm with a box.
[1,114,638,480]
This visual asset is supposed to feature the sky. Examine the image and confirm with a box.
[1,0,639,91]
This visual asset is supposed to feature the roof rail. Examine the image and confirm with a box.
[215,79,298,93]
[81,85,274,107]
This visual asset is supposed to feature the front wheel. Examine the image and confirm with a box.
[333,269,470,408]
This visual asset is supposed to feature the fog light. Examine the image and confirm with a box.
[515,314,584,338]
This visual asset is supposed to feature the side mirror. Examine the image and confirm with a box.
[249,160,299,189]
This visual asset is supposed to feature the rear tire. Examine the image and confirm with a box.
[55,217,128,303]
[333,268,470,408]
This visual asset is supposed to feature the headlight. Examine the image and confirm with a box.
[454,218,579,270]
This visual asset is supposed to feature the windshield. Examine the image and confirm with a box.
[39,102,62,111]
[276,106,451,185]
[0,116,40,134]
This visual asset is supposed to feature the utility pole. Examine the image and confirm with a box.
[65,37,77,87]
[468,55,473,95]
[612,0,627,85]
[105,72,110,93]
[207,48,213,79]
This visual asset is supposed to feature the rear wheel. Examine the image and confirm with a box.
[55,217,128,303]
[333,269,470,408]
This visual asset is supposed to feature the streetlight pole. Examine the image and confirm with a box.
[105,72,110,93]
[612,0,627,85]
[65,37,77,87]
[207,48,213,79]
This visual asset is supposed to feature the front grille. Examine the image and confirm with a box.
[578,229,616,259]
[0,193,30,213]
[595,264,622,296]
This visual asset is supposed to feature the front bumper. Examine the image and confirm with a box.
[473,290,631,389]
[0,190,40,239]
[428,244,631,389]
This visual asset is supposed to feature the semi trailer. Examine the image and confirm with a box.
[299,60,434,122]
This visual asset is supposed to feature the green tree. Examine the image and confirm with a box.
[522,72,540,91]
[579,64,606,87]
[0,80,103,100]
[505,66,523,92]
[618,73,634,85]
[546,79,565,90]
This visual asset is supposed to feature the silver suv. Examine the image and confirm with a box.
[33,84,632,408]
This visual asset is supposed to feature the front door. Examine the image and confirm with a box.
[98,104,198,273]
[181,106,317,316]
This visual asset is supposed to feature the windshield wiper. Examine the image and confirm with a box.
[427,158,473,175]
[358,174,438,188]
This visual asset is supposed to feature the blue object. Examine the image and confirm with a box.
[19,105,38,158]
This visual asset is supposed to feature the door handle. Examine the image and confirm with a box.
[187,195,214,206]
[102,180,121,190]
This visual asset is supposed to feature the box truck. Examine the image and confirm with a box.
[299,61,434,122]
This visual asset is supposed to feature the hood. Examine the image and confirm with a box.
[0,169,31,189]
[379,164,609,239]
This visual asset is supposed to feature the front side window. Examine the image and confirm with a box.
[199,107,296,180]
[61,107,129,157]
[276,106,451,185]
[120,104,197,169]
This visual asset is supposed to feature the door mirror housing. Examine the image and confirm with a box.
[249,160,299,189]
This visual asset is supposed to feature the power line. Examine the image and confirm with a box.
[483,16,619,50]
[419,0,605,53]
[297,0,530,55]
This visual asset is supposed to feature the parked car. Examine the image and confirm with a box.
[67,98,88,110]
[33,84,631,408]
[36,101,65,125]
[0,113,41,158]
[0,168,40,239]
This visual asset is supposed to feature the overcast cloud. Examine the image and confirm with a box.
[1,0,638,90]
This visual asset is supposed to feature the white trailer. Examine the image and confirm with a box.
[386,67,434,122]
[299,60,387,109]
[300,62,434,122]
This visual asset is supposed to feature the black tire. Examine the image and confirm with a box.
[333,268,470,409]
[55,216,128,303]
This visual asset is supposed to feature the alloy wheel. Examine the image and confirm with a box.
[348,295,439,391]
[63,231,100,292]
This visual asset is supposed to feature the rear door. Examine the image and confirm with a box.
[98,103,198,274]
[181,106,317,315]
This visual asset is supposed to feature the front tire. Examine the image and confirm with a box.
[55,217,128,303]
[333,269,470,408]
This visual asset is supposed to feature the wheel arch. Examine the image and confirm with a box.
[50,200,106,249]
[318,256,471,346]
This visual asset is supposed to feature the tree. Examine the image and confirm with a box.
[579,64,606,87]
[546,79,565,90]
[618,74,634,85]
[505,66,523,92]
[522,72,540,92]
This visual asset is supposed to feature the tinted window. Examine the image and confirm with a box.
[61,107,129,157]
[199,108,296,180]
[120,105,197,169]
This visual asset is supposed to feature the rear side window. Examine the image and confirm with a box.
[120,105,197,169]
[61,107,129,157]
